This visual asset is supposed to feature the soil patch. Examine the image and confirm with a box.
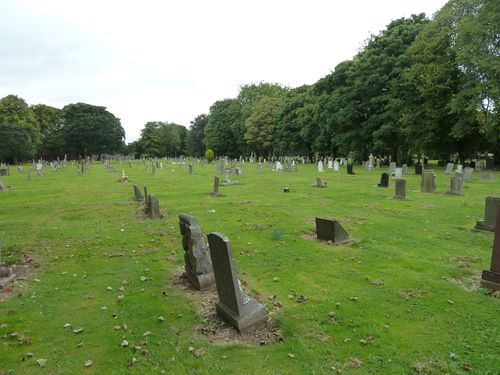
[171,267,284,346]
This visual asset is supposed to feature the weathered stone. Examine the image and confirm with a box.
[378,173,389,188]
[189,164,193,174]
[447,176,463,195]
[420,170,436,193]
[27,168,32,181]
[315,218,351,244]
[445,163,454,175]
[415,163,422,175]
[146,195,163,220]
[394,179,407,199]
[389,162,396,174]
[0,168,8,176]
[143,186,148,202]
[347,163,355,175]
[0,266,16,289]
[133,185,144,201]
[207,232,267,331]
[402,164,408,175]
[0,179,7,191]
[179,214,215,290]
[394,168,402,180]
[464,167,474,182]
[212,176,220,196]
[475,197,500,232]
[481,205,500,290]
[315,178,326,188]
[478,171,493,180]
[317,161,324,173]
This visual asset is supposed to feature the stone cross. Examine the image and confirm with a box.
[207,232,267,331]
[133,185,144,201]
[475,197,500,232]
[179,213,215,290]
[315,218,351,244]
[394,179,407,199]
[480,205,500,290]
[420,170,436,193]
[378,173,389,188]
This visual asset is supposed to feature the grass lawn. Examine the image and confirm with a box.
[0,161,499,374]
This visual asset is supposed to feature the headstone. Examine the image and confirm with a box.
[420,170,436,193]
[0,179,7,191]
[394,179,407,199]
[152,164,156,175]
[77,170,82,177]
[189,163,193,174]
[327,160,333,169]
[423,157,429,170]
[275,161,283,172]
[480,205,500,290]
[133,185,144,201]
[394,168,403,180]
[27,168,32,181]
[456,164,463,174]
[402,164,408,175]
[315,178,326,188]
[347,163,355,175]
[389,162,396,174]
[318,161,324,173]
[315,218,351,244]
[143,186,148,202]
[128,160,133,168]
[445,163,454,175]
[207,232,267,331]
[179,214,215,290]
[333,161,340,171]
[0,266,16,290]
[17,166,23,174]
[475,197,500,232]
[146,195,163,220]
[447,176,463,195]
[0,169,7,176]
[212,176,220,196]
[257,163,262,174]
[378,173,389,188]
[464,167,474,182]
[478,171,492,180]
[415,163,423,175]
[367,153,374,170]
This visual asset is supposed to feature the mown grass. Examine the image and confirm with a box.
[0,161,499,374]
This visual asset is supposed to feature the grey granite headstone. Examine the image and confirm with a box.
[481,205,500,289]
[315,218,351,244]
[420,170,436,193]
[475,197,500,232]
[389,162,396,174]
[394,179,407,199]
[146,195,163,220]
[133,185,144,201]
[27,168,32,181]
[445,163,454,175]
[179,213,215,290]
[212,176,220,196]
[464,167,474,182]
[315,178,326,188]
[189,163,193,174]
[257,163,262,174]
[402,164,408,175]
[207,232,267,331]
[394,168,402,180]
[447,176,463,195]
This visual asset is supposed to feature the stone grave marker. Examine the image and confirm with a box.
[445,163,454,174]
[257,163,262,174]
[480,205,500,290]
[315,178,326,188]
[145,195,163,220]
[327,160,333,169]
[0,179,9,191]
[464,167,474,182]
[394,179,407,199]
[333,161,340,171]
[152,164,156,175]
[17,166,23,174]
[318,160,324,173]
[77,170,82,177]
[0,168,8,176]
[133,185,144,201]
[315,218,351,244]
[27,169,32,181]
[475,197,500,232]
[212,176,220,197]
[128,160,133,168]
[179,214,215,290]
[447,176,463,195]
[420,170,436,193]
[456,164,463,174]
[207,232,267,331]
[415,163,423,175]
[275,161,283,172]
[478,171,492,180]
[378,173,389,188]
[347,163,355,175]
[389,162,396,174]
[189,163,193,174]
[143,186,149,202]
[402,164,408,175]
[394,168,403,180]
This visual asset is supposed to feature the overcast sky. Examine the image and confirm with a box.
[0,0,449,142]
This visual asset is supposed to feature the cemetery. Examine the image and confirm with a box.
[0,159,499,373]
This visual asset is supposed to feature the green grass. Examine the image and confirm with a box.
[0,162,499,374]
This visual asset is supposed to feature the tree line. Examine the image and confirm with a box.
[1,0,498,165]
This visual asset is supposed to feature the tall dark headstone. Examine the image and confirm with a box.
[146,195,163,220]
[179,214,215,290]
[207,233,267,331]
[315,218,351,244]
[475,197,500,232]
[133,185,144,201]
[347,163,355,175]
[393,179,407,199]
[415,163,422,175]
[212,176,220,196]
[378,173,389,188]
[480,205,500,290]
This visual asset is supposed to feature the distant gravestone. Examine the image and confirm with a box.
[27,168,32,181]
[212,176,220,196]
[394,168,403,180]
[445,163,454,174]
[143,186,149,202]
[333,161,340,171]
[189,163,193,174]
[146,195,163,220]
[456,164,463,174]
[464,167,474,182]
[415,163,423,175]
[318,160,324,173]
[315,178,326,188]
[347,163,355,175]
[420,170,436,193]
[475,197,500,232]
[257,163,262,174]
[0,179,8,191]
[77,170,82,177]
[133,185,144,201]
[389,162,396,174]
[179,214,215,290]
[402,164,408,175]
[327,160,333,169]
[0,266,16,289]
[378,173,389,188]
[17,166,23,174]
[315,218,351,244]
[128,160,133,168]
[480,205,500,290]
[0,169,7,176]
[152,164,156,175]
[447,176,463,195]
[275,161,283,172]
[394,179,407,199]
[478,171,493,180]
[144,165,148,173]
[207,232,267,331]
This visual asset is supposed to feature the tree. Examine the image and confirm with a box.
[205,99,242,158]
[0,95,40,162]
[186,114,208,157]
[32,104,63,159]
[61,103,125,158]
[137,121,185,157]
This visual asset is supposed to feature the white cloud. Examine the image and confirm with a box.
[0,0,449,142]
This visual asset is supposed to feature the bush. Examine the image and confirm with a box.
[205,149,215,164]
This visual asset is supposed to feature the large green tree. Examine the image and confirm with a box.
[32,104,63,159]
[0,95,40,162]
[186,114,208,157]
[204,99,242,158]
[61,103,125,158]
[138,121,185,157]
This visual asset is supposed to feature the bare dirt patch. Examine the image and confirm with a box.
[0,253,37,302]
[171,267,284,346]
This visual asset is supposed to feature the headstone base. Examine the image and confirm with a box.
[475,220,495,232]
[480,270,500,290]
[185,267,215,290]
[215,298,267,332]
[0,267,16,289]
